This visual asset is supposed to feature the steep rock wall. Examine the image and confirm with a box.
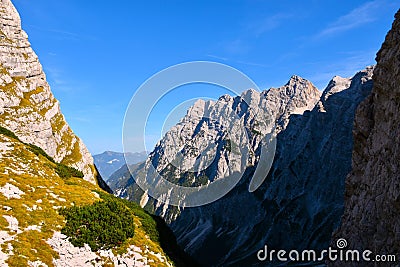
[0,0,96,182]
[331,10,400,266]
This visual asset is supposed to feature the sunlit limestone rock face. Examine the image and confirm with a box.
[112,68,374,266]
[112,76,321,209]
[0,0,95,182]
[331,10,400,267]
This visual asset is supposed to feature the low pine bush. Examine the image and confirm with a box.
[59,198,135,251]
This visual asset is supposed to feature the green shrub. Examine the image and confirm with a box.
[27,143,83,179]
[94,191,199,266]
[59,198,135,251]
[95,191,160,242]
[0,125,20,141]
[27,143,56,163]
[55,164,84,179]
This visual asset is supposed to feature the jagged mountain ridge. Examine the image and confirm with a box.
[111,68,373,266]
[113,76,321,210]
[0,0,96,182]
[231,68,373,266]
[331,9,400,267]
[93,151,147,181]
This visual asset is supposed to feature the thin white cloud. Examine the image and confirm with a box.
[206,54,228,61]
[29,25,97,41]
[236,60,269,68]
[249,13,293,36]
[316,0,384,39]
[44,66,90,93]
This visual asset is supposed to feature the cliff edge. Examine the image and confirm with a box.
[331,9,400,266]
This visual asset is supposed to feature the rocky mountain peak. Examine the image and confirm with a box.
[184,99,211,121]
[113,73,327,210]
[285,74,313,90]
[330,75,351,90]
[267,75,320,101]
[287,74,309,85]
[0,0,97,182]
[110,65,374,266]
[316,67,374,114]
[324,67,374,99]
[238,88,261,108]
[261,75,321,123]
[217,94,232,103]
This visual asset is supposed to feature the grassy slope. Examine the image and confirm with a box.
[0,127,174,267]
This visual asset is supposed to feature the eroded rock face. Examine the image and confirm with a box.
[114,76,321,212]
[331,10,400,266]
[111,68,373,266]
[0,0,96,182]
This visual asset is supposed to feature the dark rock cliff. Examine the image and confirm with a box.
[331,10,400,267]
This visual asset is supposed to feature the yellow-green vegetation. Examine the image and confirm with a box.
[0,65,7,75]
[97,192,199,267]
[0,66,17,96]
[0,125,83,179]
[0,126,19,140]
[51,114,83,164]
[60,139,83,166]
[15,85,48,114]
[0,137,99,266]
[0,126,178,267]
[22,53,29,60]
[23,86,44,102]
[50,113,66,134]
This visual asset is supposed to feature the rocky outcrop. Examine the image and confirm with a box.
[47,231,171,267]
[112,68,373,266]
[331,10,400,266]
[0,0,96,183]
[113,76,321,211]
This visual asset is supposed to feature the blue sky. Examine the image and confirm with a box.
[12,0,399,154]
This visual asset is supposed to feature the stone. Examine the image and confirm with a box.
[0,0,97,183]
[0,183,24,199]
[331,9,400,267]
[111,68,373,265]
